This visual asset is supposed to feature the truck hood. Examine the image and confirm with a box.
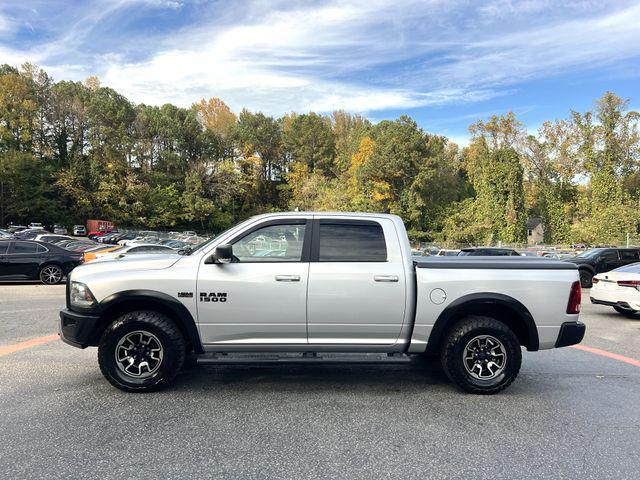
[75,254,183,275]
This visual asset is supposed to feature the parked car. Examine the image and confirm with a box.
[53,225,68,235]
[73,225,87,236]
[63,240,100,252]
[161,240,189,249]
[589,262,640,317]
[564,248,640,288]
[28,222,44,230]
[59,212,584,393]
[458,247,522,256]
[436,249,459,256]
[6,225,27,233]
[0,239,82,284]
[0,229,12,238]
[14,228,49,240]
[34,234,73,243]
[83,245,123,263]
[90,243,176,262]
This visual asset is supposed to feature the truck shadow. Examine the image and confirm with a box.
[172,357,450,393]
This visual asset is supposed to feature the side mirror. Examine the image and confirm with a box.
[206,244,233,264]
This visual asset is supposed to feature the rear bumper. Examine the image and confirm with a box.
[555,321,586,348]
[59,309,101,349]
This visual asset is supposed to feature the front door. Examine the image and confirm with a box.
[306,218,407,345]
[197,219,311,345]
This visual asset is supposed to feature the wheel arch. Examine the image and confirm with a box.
[423,292,539,354]
[92,290,204,353]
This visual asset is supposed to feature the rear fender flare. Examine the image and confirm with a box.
[424,292,539,354]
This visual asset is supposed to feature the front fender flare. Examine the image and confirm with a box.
[96,290,203,353]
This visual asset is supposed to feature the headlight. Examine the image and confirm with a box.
[70,281,97,308]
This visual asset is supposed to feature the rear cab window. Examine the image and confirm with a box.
[316,220,387,262]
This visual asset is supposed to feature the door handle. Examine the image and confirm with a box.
[374,275,399,282]
[275,275,301,282]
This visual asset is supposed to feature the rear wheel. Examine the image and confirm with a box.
[613,306,639,318]
[579,269,593,288]
[39,264,63,285]
[440,315,522,394]
[98,311,185,392]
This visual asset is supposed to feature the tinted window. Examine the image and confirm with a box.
[319,222,386,262]
[0,242,9,254]
[233,223,306,262]
[598,250,619,261]
[619,250,639,261]
[37,245,48,253]
[13,242,39,254]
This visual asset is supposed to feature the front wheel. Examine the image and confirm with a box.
[441,315,522,394]
[613,306,639,318]
[98,311,185,392]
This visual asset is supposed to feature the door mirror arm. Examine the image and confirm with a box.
[205,244,233,264]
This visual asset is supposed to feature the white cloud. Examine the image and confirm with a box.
[2,0,639,117]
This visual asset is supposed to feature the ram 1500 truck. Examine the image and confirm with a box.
[59,212,585,394]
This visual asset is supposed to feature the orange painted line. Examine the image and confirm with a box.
[0,334,59,357]
[571,344,640,368]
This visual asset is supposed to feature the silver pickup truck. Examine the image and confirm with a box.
[59,212,585,394]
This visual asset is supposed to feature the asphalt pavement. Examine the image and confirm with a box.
[0,284,639,479]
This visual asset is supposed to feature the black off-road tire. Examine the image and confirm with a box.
[613,306,639,318]
[579,269,593,288]
[440,315,522,395]
[98,311,185,392]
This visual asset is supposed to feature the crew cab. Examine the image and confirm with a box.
[59,212,585,394]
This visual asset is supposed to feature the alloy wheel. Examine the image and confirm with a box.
[40,265,62,284]
[115,331,164,378]
[463,335,507,380]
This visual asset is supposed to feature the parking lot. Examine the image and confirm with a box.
[1,284,639,479]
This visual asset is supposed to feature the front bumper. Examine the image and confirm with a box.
[59,308,101,349]
[555,321,586,348]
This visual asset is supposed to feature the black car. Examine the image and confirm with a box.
[458,247,522,256]
[565,248,640,287]
[0,240,82,285]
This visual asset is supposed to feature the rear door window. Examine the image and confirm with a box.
[318,222,387,262]
[0,242,9,254]
[619,250,639,261]
[12,242,39,254]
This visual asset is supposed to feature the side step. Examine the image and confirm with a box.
[196,352,412,365]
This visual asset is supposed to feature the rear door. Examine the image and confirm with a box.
[7,241,44,278]
[306,217,407,345]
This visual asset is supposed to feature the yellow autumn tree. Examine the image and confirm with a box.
[193,98,237,139]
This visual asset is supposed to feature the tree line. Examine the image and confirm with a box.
[0,63,638,244]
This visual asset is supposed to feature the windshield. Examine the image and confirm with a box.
[575,248,605,258]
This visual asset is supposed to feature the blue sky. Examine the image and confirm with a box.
[1,0,639,144]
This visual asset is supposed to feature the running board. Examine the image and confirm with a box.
[196,352,412,365]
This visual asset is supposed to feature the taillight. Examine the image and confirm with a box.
[617,280,640,290]
[567,280,581,314]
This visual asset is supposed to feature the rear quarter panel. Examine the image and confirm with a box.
[410,267,580,352]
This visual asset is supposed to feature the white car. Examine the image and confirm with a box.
[590,263,640,317]
[28,222,44,230]
[92,243,175,261]
[34,234,73,243]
